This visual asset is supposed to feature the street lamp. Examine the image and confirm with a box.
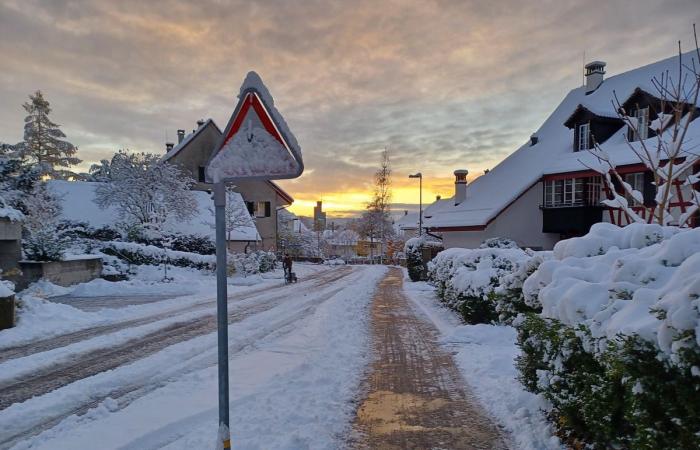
[408,172,423,236]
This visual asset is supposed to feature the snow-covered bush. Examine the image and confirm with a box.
[478,237,518,249]
[229,251,278,276]
[427,247,545,324]
[100,241,215,270]
[22,183,67,261]
[516,223,700,448]
[405,236,442,282]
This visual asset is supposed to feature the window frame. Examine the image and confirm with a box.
[577,122,591,151]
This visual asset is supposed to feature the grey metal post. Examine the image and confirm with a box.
[214,182,231,449]
[419,175,423,236]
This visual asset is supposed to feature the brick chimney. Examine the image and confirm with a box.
[585,61,606,93]
[177,129,186,144]
[454,169,468,205]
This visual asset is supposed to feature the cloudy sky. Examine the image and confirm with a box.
[1,0,699,217]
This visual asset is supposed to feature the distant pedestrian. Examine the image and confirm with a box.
[283,253,293,280]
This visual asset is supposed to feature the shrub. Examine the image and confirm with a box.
[405,238,425,281]
[169,234,215,255]
[427,246,545,324]
[230,251,278,276]
[101,241,215,270]
[479,236,518,249]
[516,315,700,449]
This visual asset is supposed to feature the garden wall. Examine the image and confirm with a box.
[16,256,103,290]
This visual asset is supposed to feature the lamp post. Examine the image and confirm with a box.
[408,172,423,236]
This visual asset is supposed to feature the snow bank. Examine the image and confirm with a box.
[0,206,24,221]
[0,280,15,297]
[527,224,700,362]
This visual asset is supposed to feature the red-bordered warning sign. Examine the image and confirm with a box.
[205,72,303,183]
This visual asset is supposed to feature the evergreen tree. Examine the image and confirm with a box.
[16,91,81,179]
[0,142,40,212]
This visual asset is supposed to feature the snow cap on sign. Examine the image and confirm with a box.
[206,71,303,183]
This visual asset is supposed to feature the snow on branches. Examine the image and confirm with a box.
[94,150,197,240]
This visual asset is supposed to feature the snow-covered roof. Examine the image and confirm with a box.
[48,180,260,241]
[426,51,700,229]
[161,119,221,163]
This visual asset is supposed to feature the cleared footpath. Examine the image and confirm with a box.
[353,267,507,449]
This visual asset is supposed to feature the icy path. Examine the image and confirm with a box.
[1,265,387,450]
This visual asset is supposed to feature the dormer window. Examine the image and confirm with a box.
[577,122,591,151]
[630,107,649,141]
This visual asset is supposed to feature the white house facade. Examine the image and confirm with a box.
[425,53,700,250]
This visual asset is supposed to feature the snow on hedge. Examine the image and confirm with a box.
[103,241,216,265]
[428,247,537,300]
[525,222,700,363]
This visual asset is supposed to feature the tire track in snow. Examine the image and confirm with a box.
[0,266,334,364]
[0,267,358,450]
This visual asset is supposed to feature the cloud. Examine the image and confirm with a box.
[1,0,698,216]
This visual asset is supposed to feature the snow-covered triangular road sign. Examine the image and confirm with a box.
[206,71,304,183]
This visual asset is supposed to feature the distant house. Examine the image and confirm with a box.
[323,229,359,259]
[425,53,700,250]
[162,119,294,250]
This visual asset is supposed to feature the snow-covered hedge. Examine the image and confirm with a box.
[229,251,278,276]
[100,241,216,270]
[427,247,547,324]
[405,236,442,282]
[516,223,700,448]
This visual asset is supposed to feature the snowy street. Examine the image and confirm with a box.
[0,265,388,449]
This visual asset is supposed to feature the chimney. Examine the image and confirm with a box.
[196,119,206,127]
[436,195,441,201]
[165,142,174,153]
[454,169,468,205]
[530,134,538,146]
[177,129,186,144]
[585,61,606,93]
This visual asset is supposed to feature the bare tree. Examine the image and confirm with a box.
[587,26,700,227]
[358,148,394,262]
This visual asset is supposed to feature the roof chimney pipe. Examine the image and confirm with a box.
[585,61,606,93]
[454,169,468,206]
[165,142,174,153]
[177,129,186,144]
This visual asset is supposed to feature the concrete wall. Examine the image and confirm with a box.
[16,257,103,290]
[0,218,22,274]
[440,182,560,250]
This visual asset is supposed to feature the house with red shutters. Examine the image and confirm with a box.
[424,53,700,250]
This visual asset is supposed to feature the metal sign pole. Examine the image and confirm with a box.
[214,182,231,449]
